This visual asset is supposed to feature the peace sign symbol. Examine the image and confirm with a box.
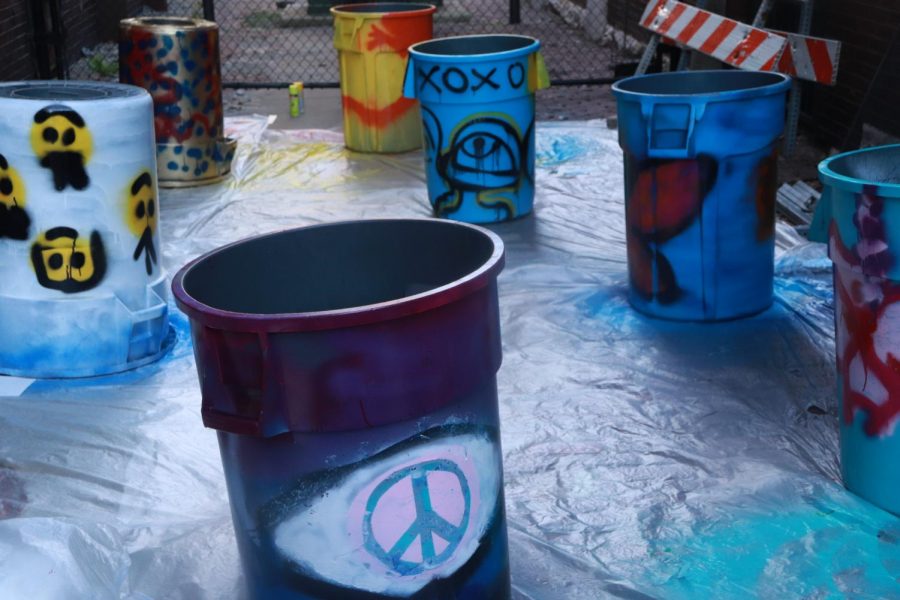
[363,458,471,576]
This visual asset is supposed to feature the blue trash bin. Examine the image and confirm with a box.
[811,144,900,516]
[403,35,550,224]
[612,70,791,321]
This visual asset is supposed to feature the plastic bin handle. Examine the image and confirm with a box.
[807,186,832,244]
[645,102,706,159]
[402,56,417,99]
[334,16,367,50]
[529,52,551,92]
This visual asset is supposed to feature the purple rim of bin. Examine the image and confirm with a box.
[172,219,504,332]
[172,218,505,437]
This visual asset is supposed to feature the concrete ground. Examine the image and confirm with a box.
[222,84,616,126]
[223,85,828,189]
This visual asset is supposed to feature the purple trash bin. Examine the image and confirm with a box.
[172,218,510,599]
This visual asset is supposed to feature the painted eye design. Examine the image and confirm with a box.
[262,427,502,597]
[444,118,522,188]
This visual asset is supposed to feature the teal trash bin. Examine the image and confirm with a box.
[812,144,900,516]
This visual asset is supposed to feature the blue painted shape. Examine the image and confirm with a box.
[167,161,179,171]
[405,35,545,224]
[186,148,203,159]
[362,458,471,576]
[610,70,791,321]
[173,145,183,155]
[641,489,900,599]
[0,292,173,379]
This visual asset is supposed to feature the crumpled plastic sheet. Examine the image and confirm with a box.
[2,115,899,600]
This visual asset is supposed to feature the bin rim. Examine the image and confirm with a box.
[119,16,217,32]
[818,143,900,196]
[330,3,436,18]
[171,218,505,334]
[408,34,541,64]
[0,80,149,102]
[611,70,791,102]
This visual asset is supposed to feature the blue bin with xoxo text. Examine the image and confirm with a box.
[612,71,791,321]
[403,35,549,224]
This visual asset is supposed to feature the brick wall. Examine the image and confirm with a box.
[1,0,146,81]
[0,2,33,80]
[607,0,900,148]
[808,0,900,148]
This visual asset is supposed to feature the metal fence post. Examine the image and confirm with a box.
[509,0,520,25]
[203,0,216,22]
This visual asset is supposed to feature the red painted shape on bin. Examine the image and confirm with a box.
[830,189,900,437]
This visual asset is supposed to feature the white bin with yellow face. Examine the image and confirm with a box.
[0,81,172,378]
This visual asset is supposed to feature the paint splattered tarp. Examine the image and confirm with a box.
[1,115,898,599]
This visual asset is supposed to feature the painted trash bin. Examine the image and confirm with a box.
[811,144,900,516]
[119,17,236,187]
[612,70,791,321]
[403,34,550,224]
[172,219,511,599]
[0,81,171,378]
[331,3,436,154]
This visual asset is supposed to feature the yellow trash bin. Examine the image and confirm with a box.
[332,3,436,153]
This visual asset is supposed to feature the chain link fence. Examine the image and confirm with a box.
[70,0,633,87]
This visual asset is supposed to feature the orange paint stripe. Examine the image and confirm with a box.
[657,3,687,35]
[642,0,670,27]
[806,39,834,84]
[729,29,770,66]
[676,11,710,44]
[342,95,417,129]
[699,20,736,55]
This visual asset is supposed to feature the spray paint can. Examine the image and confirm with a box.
[289,82,304,118]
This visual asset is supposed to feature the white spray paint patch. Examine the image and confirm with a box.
[273,431,501,596]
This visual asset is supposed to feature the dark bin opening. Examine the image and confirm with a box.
[826,146,900,186]
[413,35,534,57]
[3,82,134,101]
[614,70,787,95]
[332,3,434,13]
[181,220,496,315]
[138,17,200,26]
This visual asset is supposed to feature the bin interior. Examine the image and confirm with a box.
[825,146,900,186]
[614,70,786,96]
[413,35,534,56]
[181,220,495,315]
[332,3,433,13]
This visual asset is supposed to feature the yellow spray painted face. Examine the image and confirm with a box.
[31,105,93,191]
[31,227,107,293]
[0,153,25,209]
[126,171,158,276]
[126,172,156,237]
[0,153,30,240]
